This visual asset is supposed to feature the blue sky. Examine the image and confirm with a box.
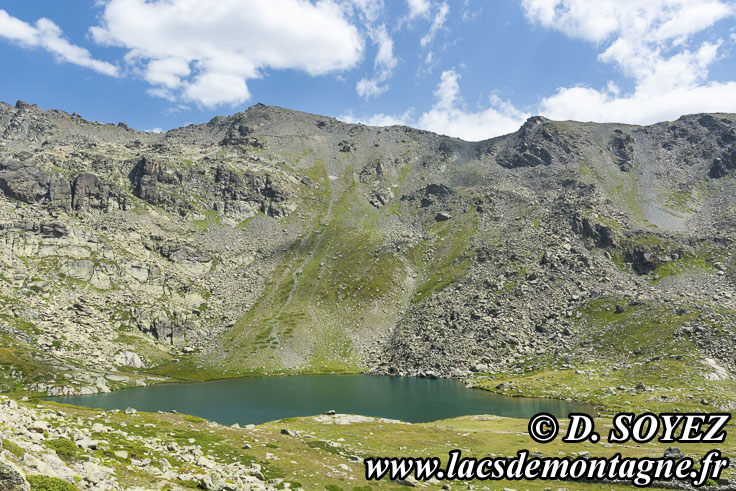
[1,0,735,140]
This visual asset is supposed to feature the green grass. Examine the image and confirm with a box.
[27,475,77,491]
[653,254,717,281]
[3,438,24,458]
[629,232,668,248]
[665,189,701,213]
[235,215,256,230]
[191,210,222,231]
[410,211,477,303]
[180,164,413,374]
[580,208,623,233]
[0,333,84,396]
[0,314,41,336]
[472,297,736,414]
[579,298,696,358]
[44,438,82,462]
[113,333,173,367]
[610,249,627,271]
[575,157,652,226]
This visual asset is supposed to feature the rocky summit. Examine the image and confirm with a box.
[0,99,735,395]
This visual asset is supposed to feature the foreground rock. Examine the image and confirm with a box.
[0,455,30,491]
[0,396,276,490]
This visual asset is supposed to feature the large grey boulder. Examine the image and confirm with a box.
[0,456,30,491]
[0,159,51,204]
[113,351,144,368]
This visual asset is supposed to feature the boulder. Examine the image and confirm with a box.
[148,315,187,345]
[29,420,49,433]
[71,173,122,211]
[113,351,144,369]
[664,447,685,459]
[75,438,99,450]
[0,159,51,204]
[0,456,30,491]
[572,214,616,248]
[196,455,215,469]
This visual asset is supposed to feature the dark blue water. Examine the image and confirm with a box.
[49,375,590,425]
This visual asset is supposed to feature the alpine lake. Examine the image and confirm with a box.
[49,374,592,425]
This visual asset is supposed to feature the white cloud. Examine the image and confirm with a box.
[522,0,736,124]
[0,9,118,76]
[184,73,250,108]
[90,0,363,107]
[417,70,529,141]
[349,0,384,23]
[374,26,398,71]
[539,79,736,124]
[356,78,388,98]
[339,109,413,126]
[420,2,449,47]
[349,0,736,140]
[461,0,482,22]
[344,69,529,141]
[356,24,398,98]
[144,57,190,89]
[407,0,431,19]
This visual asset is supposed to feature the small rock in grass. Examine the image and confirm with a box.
[664,447,685,459]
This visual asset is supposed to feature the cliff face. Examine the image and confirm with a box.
[1,100,735,393]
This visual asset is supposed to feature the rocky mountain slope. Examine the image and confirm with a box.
[1,100,735,397]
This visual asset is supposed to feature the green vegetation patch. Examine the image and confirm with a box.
[113,333,173,367]
[578,298,696,359]
[191,210,222,232]
[410,211,477,302]
[27,475,77,491]
[2,438,24,458]
[653,254,717,281]
[665,189,701,213]
[44,438,82,462]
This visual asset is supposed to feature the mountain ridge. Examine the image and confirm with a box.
[0,99,735,402]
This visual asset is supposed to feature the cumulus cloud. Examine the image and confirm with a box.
[522,0,736,123]
[356,24,398,98]
[417,70,529,140]
[344,69,529,141]
[90,0,363,107]
[0,9,118,76]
